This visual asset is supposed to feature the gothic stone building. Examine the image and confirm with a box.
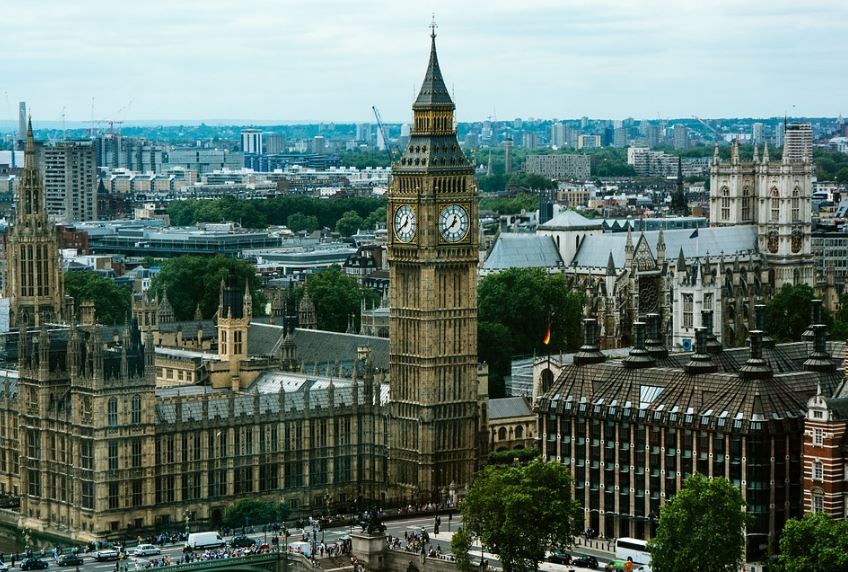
[537,141,820,350]
[535,311,842,562]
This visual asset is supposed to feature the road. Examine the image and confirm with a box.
[5,515,614,572]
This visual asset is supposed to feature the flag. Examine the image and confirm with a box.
[689,228,699,239]
[543,323,551,345]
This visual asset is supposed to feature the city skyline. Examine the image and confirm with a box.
[3,0,847,123]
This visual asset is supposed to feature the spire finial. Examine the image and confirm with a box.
[430,13,437,39]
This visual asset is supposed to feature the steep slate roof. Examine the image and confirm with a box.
[572,225,758,269]
[291,329,389,371]
[483,234,563,271]
[489,396,533,419]
[539,341,845,431]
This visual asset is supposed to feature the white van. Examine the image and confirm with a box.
[187,532,225,549]
[288,541,313,558]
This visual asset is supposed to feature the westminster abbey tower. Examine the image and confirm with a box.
[387,27,480,499]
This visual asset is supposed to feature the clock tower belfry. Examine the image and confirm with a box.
[387,26,480,500]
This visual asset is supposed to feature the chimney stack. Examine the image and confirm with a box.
[739,331,772,380]
[574,318,606,366]
[624,321,656,369]
[802,299,823,342]
[701,310,723,355]
[685,327,717,374]
[803,323,834,373]
[754,304,774,348]
[645,313,668,360]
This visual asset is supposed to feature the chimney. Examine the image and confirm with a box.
[802,299,823,342]
[739,331,772,380]
[685,327,717,374]
[701,310,723,354]
[754,304,774,348]
[645,313,668,360]
[623,321,656,369]
[574,318,606,366]
[803,324,834,373]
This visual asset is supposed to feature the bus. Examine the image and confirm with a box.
[614,537,652,571]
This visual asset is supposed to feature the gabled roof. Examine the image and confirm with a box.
[489,396,533,419]
[483,234,563,270]
[539,210,603,231]
[573,225,758,269]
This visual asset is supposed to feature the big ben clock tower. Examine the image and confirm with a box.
[387,25,479,500]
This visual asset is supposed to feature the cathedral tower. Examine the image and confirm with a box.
[217,268,251,390]
[387,26,480,499]
[5,118,65,327]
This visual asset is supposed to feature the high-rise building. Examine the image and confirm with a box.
[752,122,765,145]
[673,124,689,150]
[387,28,482,497]
[356,123,371,144]
[580,116,589,129]
[784,122,813,162]
[17,102,26,149]
[522,132,537,149]
[504,136,513,174]
[240,129,263,155]
[525,154,591,180]
[265,132,286,154]
[311,136,326,154]
[41,140,98,223]
[774,122,785,147]
[577,135,601,150]
[645,123,661,148]
[5,118,66,327]
[551,122,567,148]
[613,127,628,148]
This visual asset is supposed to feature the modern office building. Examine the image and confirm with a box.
[784,123,813,162]
[241,129,263,155]
[673,124,689,149]
[41,140,98,222]
[265,133,286,154]
[167,148,243,176]
[525,154,591,181]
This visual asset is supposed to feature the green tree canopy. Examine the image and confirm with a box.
[223,498,291,529]
[149,256,265,321]
[478,268,583,396]
[479,193,539,214]
[648,474,749,572]
[461,459,582,572]
[450,526,473,572]
[777,513,848,572]
[765,283,822,342]
[335,210,365,237]
[64,271,132,326]
[286,212,320,233]
[302,266,379,332]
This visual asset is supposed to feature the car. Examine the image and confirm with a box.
[20,559,49,571]
[133,544,162,557]
[230,535,256,548]
[94,548,119,561]
[0,561,9,572]
[57,554,84,566]
[547,551,572,565]
[573,555,599,569]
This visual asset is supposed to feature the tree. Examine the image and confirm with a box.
[286,212,320,233]
[64,271,132,325]
[461,459,582,572]
[777,513,848,572]
[223,498,291,529]
[478,269,584,391]
[335,210,364,237]
[149,256,265,321]
[648,474,749,572]
[302,266,379,332]
[450,526,473,572]
[764,283,820,342]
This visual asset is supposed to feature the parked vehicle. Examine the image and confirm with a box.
[94,548,119,561]
[20,559,49,570]
[573,555,599,569]
[58,554,84,566]
[547,551,572,565]
[133,543,162,556]
[187,531,225,550]
[230,535,256,548]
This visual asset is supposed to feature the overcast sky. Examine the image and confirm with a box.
[3,0,846,123]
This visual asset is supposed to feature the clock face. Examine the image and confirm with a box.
[394,205,416,242]
[439,204,469,242]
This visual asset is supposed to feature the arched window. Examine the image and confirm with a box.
[107,398,118,428]
[770,188,780,222]
[720,187,730,221]
[792,187,800,222]
[515,426,524,439]
[741,186,752,221]
[497,427,507,441]
[541,369,554,394]
[131,395,142,425]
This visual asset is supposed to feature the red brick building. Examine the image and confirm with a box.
[803,384,848,517]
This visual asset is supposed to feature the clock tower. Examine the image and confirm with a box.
[387,26,480,500]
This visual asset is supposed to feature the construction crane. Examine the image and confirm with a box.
[692,115,721,140]
[90,119,124,136]
[372,106,397,163]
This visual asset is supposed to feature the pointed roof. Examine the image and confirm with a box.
[606,252,616,276]
[412,28,454,110]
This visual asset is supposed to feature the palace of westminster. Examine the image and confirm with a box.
[0,28,846,562]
